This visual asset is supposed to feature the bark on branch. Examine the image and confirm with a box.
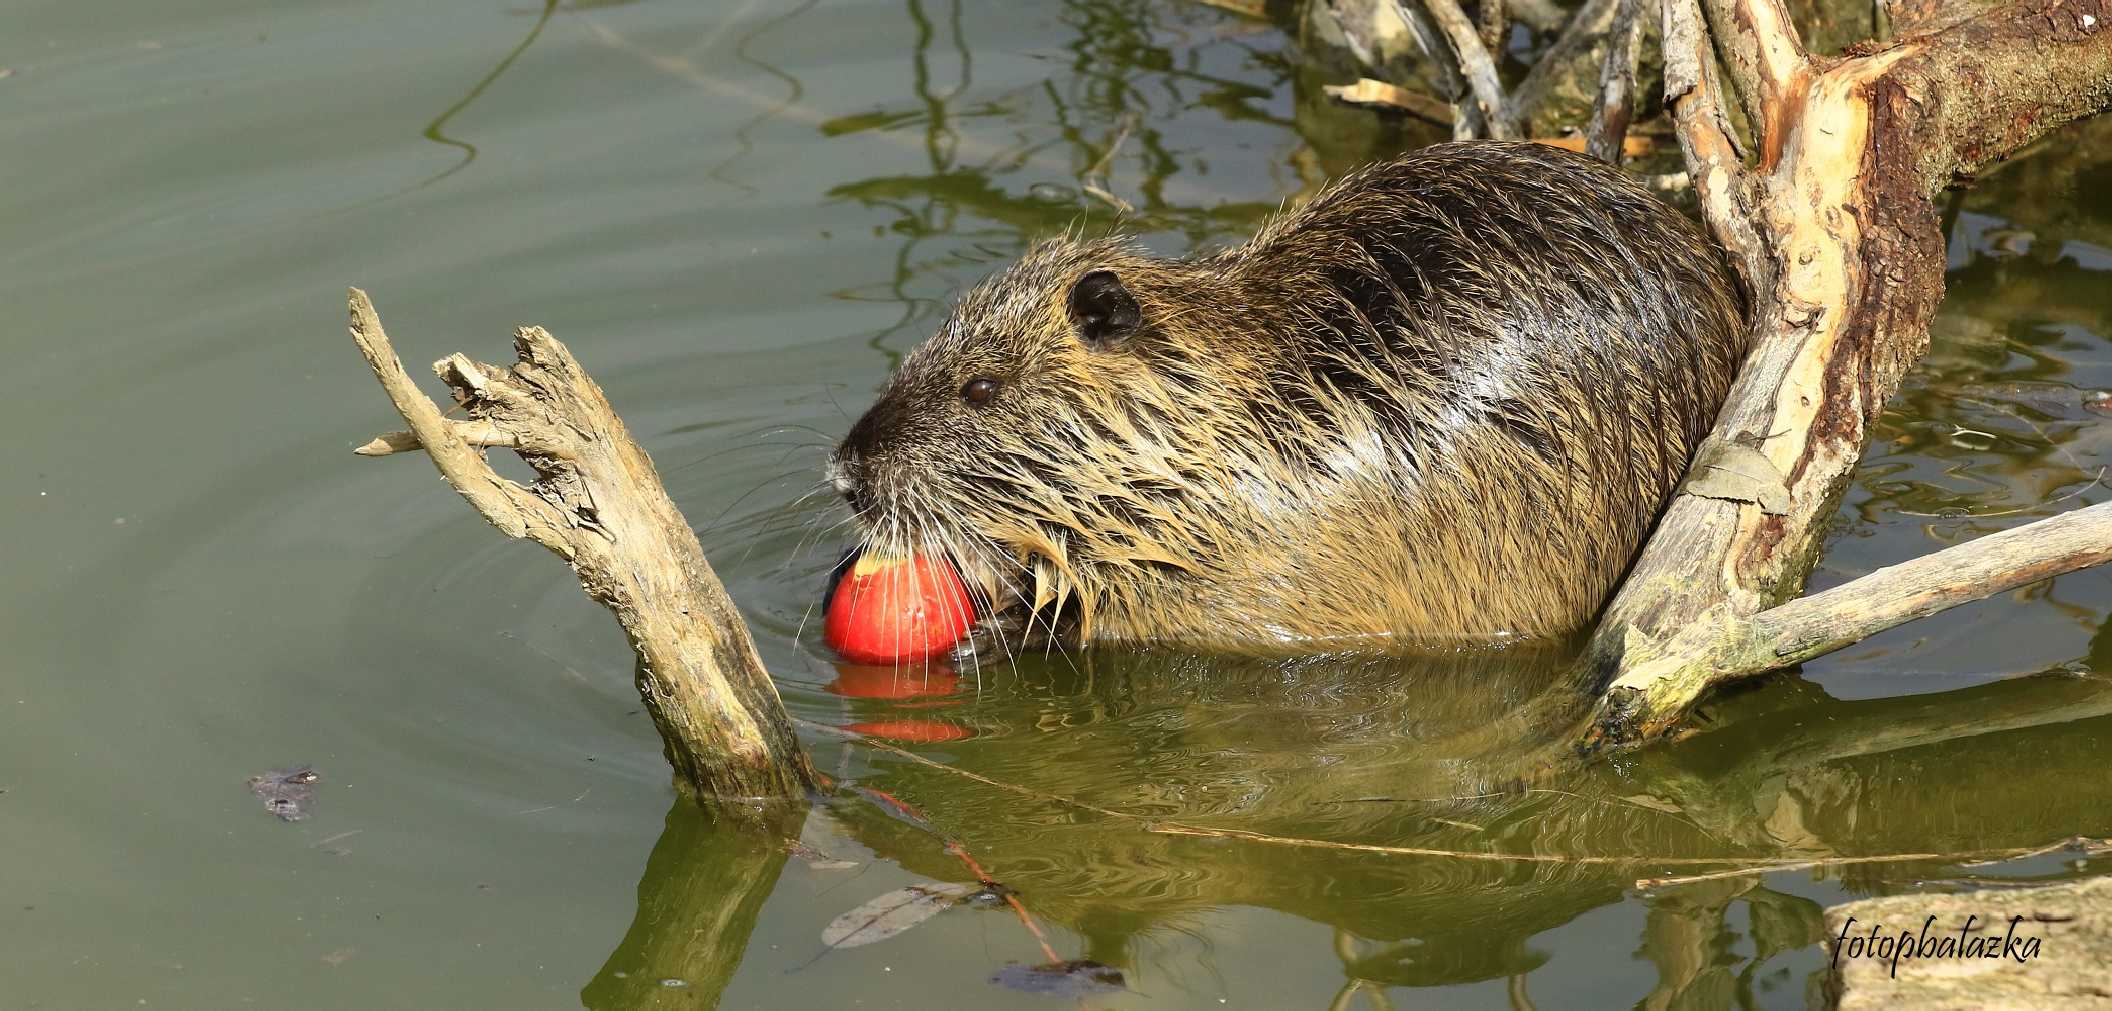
[1697,0,1811,167]
[346,289,815,813]
[1578,0,2112,749]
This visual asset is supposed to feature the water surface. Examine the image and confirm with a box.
[4,1,2110,1008]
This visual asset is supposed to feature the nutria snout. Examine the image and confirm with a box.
[831,140,1748,655]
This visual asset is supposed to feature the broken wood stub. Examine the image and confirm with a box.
[347,289,816,813]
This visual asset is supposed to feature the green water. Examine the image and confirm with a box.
[5,1,2110,1008]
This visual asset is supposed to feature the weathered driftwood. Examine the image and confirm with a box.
[1578,0,2112,748]
[346,289,815,813]
[1597,499,2112,736]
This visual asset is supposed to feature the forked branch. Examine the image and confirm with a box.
[347,289,815,813]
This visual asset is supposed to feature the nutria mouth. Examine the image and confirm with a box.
[831,140,1748,655]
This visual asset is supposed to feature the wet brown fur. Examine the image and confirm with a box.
[831,141,1747,655]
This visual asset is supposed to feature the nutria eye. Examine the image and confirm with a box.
[961,378,1000,405]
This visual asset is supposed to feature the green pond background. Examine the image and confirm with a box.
[5,1,2111,1008]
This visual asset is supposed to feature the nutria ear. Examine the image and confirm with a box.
[1068,270,1142,349]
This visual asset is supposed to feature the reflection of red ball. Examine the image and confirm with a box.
[827,662,960,699]
[845,719,974,743]
[823,552,974,664]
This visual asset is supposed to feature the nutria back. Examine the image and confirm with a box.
[831,141,1747,654]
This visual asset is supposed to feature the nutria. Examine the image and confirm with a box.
[829,141,1747,655]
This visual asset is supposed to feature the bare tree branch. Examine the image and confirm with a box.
[1409,0,1522,137]
[1477,0,1510,55]
[1324,78,1458,123]
[1584,0,1646,162]
[1697,0,1812,166]
[1662,0,1769,291]
[1590,499,2112,744]
[1514,0,1620,129]
[1376,0,1494,137]
[347,289,816,812]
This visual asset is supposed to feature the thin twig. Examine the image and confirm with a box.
[1585,0,1645,163]
[847,782,1065,963]
[1891,395,2109,519]
[1144,822,1748,864]
[1407,0,1521,138]
[808,718,1909,869]
[354,420,522,456]
[1636,838,2100,889]
[801,719,1133,820]
[1081,112,1139,214]
[1383,0,1490,138]
[946,841,1063,963]
[1323,79,1456,124]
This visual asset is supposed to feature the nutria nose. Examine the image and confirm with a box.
[835,398,903,513]
[827,450,859,497]
[828,448,865,498]
[828,444,880,516]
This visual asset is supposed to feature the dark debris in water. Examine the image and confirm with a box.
[963,881,1018,907]
[989,959,1127,997]
[247,765,319,821]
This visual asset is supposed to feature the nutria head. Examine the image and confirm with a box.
[828,235,1243,647]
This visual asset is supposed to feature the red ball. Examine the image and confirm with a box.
[823,552,975,664]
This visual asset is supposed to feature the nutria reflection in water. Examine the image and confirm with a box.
[829,141,1746,656]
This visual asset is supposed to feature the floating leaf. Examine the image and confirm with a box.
[990,960,1128,996]
[247,766,319,822]
[821,882,979,950]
